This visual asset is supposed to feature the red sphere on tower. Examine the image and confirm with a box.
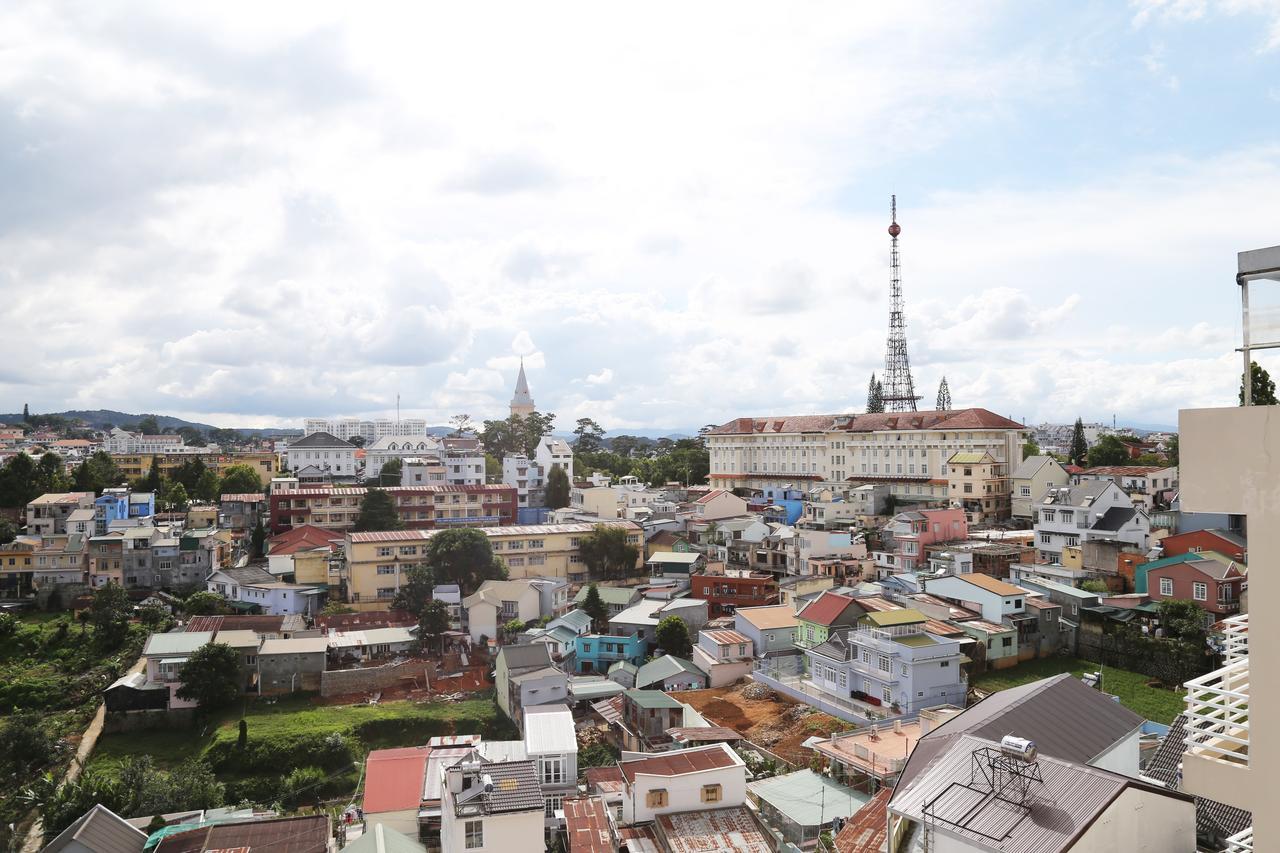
[888,222,901,237]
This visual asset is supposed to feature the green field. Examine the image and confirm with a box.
[89,693,519,803]
[971,657,1186,724]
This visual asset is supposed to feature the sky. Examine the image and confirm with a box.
[5,1,1280,432]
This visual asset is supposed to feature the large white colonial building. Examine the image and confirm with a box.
[705,408,1028,502]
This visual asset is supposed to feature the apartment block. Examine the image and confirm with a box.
[269,483,517,535]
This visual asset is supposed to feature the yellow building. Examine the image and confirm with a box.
[292,549,337,587]
[186,504,218,528]
[111,452,280,483]
[343,521,642,610]
[945,451,1010,524]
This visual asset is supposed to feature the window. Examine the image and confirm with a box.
[701,784,722,803]
[882,687,893,703]
[1020,486,1031,497]
[376,565,397,575]
[540,757,565,784]
[464,819,483,849]
[878,655,890,673]
[940,660,950,667]
[1039,533,1051,545]
[1193,582,1207,601]
[1160,577,1173,596]
[646,789,668,808]
[376,546,393,557]
[545,795,564,817]
[1002,636,1013,647]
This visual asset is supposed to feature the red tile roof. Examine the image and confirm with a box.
[619,743,738,783]
[706,408,1024,436]
[695,489,729,504]
[155,816,328,853]
[317,610,417,631]
[362,746,430,813]
[796,591,861,626]
[268,523,344,555]
[563,796,613,853]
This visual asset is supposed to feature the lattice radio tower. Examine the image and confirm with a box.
[881,195,921,412]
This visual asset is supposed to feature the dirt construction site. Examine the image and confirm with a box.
[669,680,846,766]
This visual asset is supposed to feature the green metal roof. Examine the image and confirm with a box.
[861,608,927,627]
[896,634,939,648]
[624,689,682,709]
[747,769,870,827]
[636,655,704,688]
[947,451,991,464]
[575,585,639,606]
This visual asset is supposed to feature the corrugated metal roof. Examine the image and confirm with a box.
[748,769,870,827]
[362,747,430,813]
[861,608,926,627]
[143,631,213,657]
[733,605,798,629]
[43,804,146,853]
[563,796,613,853]
[898,674,1143,792]
[619,743,739,782]
[702,629,751,646]
[655,807,770,853]
[889,734,1182,853]
[523,704,576,754]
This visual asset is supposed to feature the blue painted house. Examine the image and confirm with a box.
[573,632,647,675]
[95,488,156,535]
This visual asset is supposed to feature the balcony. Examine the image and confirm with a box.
[1226,827,1253,852]
[1183,657,1249,768]
[1220,613,1248,663]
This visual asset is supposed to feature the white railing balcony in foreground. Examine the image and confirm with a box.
[1222,613,1249,664]
[1184,657,1250,767]
[1226,826,1252,852]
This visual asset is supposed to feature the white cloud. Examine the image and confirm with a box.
[584,368,613,386]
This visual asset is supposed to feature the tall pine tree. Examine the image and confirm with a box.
[1069,418,1089,466]
[936,376,952,411]
[866,374,885,414]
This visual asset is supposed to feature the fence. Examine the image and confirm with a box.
[751,660,924,728]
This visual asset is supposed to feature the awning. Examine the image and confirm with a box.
[158,657,189,665]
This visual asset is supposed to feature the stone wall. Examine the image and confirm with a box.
[320,659,428,697]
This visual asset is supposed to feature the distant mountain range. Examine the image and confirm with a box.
[0,410,696,440]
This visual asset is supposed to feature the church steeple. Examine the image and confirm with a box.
[510,358,535,418]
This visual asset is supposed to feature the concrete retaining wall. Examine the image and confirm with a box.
[320,659,427,697]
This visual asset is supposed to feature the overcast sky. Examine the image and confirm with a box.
[5,1,1280,432]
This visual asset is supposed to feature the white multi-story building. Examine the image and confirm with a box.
[303,417,430,443]
[442,437,486,486]
[535,437,573,481]
[103,427,187,455]
[1032,481,1151,563]
[705,409,1027,503]
[618,743,748,825]
[502,454,546,508]
[364,435,443,475]
[282,432,358,478]
[441,758,545,853]
[401,458,447,486]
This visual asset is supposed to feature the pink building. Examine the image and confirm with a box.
[876,508,968,573]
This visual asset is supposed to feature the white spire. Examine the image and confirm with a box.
[510,358,535,416]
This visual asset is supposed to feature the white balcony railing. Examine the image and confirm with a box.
[1221,613,1249,664]
[1226,827,1252,852]
[1183,657,1249,767]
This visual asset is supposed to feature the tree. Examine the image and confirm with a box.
[184,591,230,616]
[424,527,506,593]
[579,524,640,581]
[502,618,526,641]
[162,480,190,511]
[352,488,404,532]
[1165,435,1179,467]
[0,453,39,508]
[450,414,476,436]
[545,465,571,509]
[348,435,366,448]
[573,418,606,454]
[0,517,15,545]
[322,600,356,615]
[581,584,608,633]
[137,416,161,435]
[1157,599,1208,645]
[379,458,403,485]
[1240,360,1278,405]
[218,463,263,494]
[656,615,692,659]
[390,563,436,615]
[518,411,557,457]
[1087,435,1131,467]
[22,403,29,422]
[237,719,248,750]
[138,601,172,631]
[250,519,267,559]
[0,713,58,785]
[35,451,70,494]
[195,469,221,503]
[1080,579,1109,594]
[1069,418,1089,466]
[72,451,123,495]
[479,418,521,458]
[416,598,451,655]
[89,584,131,647]
[866,374,884,414]
[175,642,242,710]
[936,376,952,411]
[1021,439,1040,460]
[141,463,162,495]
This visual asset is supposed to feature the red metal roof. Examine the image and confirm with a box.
[706,408,1024,436]
[619,743,738,782]
[702,629,751,646]
[362,747,430,813]
[833,786,892,853]
[563,796,613,853]
[796,591,861,626]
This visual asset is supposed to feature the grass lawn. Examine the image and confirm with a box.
[971,657,1186,725]
[89,693,518,802]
